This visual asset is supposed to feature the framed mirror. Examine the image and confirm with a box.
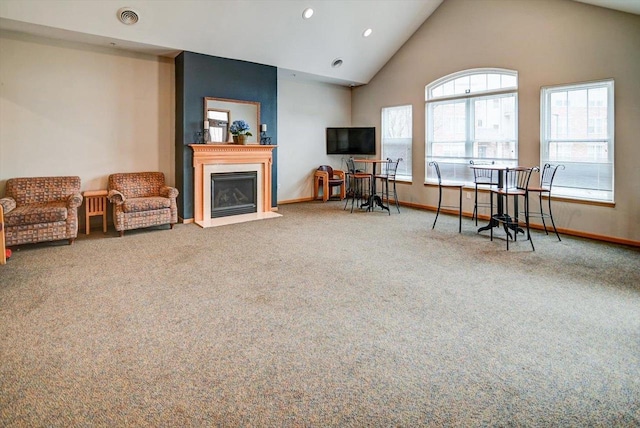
[204,97,260,144]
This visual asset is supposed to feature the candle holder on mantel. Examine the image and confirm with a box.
[194,131,204,144]
[259,123,271,145]
[203,120,210,144]
[260,133,271,145]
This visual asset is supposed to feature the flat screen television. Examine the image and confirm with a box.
[326,127,375,155]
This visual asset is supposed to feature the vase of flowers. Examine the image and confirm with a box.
[229,120,252,145]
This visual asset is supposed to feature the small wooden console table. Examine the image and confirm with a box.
[84,190,108,234]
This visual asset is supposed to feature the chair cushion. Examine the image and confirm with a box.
[6,176,81,206]
[122,197,171,213]
[108,172,166,199]
[4,202,67,226]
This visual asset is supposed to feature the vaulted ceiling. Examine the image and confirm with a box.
[1,0,638,87]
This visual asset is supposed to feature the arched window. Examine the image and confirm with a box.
[425,68,518,183]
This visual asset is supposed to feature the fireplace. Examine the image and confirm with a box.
[190,144,281,228]
[211,171,257,218]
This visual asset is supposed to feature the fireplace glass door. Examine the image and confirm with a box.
[211,172,258,218]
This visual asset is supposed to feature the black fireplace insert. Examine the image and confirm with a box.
[211,171,258,218]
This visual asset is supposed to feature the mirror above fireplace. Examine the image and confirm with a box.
[204,97,260,144]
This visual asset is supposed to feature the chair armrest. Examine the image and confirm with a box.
[108,190,126,205]
[334,170,345,180]
[67,192,83,209]
[314,170,329,181]
[160,186,179,199]
[0,197,16,214]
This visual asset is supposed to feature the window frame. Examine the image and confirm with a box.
[425,68,518,184]
[381,104,413,181]
[540,79,615,203]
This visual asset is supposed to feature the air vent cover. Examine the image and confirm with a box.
[117,7,139,25]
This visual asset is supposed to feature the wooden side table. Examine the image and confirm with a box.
[83,190,108,235]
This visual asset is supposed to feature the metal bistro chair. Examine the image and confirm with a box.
[526,163,565,241]
[469,160,498,225]
[374,158,402,215]
[344,158,372,213]
[490,166,539,251]
[429,161,463,233]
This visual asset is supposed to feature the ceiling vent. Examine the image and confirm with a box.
[117,7,139,25]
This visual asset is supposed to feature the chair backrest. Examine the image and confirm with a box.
[108,172,166,198]
[380,158,402,179]
[540,163,565,190]
[504,167,538,193]
[428,161,442,185]
[470,160,498,185]
[317,165,335,177]
[345,158,357,174]
[6,176,81,205]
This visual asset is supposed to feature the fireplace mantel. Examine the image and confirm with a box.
[190,144,279,227]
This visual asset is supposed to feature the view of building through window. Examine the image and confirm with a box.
[426,69,518,183]
[381,105,412,180]
[541,79,614,202]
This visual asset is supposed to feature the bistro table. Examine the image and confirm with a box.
[353,158,391,213]
[469,163,524,236]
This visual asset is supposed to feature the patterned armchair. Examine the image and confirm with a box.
[0,176,83,247]
[107,172,179,236]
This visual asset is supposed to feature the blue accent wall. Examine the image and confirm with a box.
[175,51,278,219]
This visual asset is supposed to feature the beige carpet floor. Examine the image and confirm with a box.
[1,201,639,427]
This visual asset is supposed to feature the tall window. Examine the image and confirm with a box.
[541,79,614,202]
[381,105,412,180]
[425,68,518,182]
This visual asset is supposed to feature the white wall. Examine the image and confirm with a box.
[0,31,175,195]
[277,77,352,202]
[352,0,640,243]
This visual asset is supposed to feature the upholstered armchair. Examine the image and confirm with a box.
[0,176,83,247]
[107,172,179,236]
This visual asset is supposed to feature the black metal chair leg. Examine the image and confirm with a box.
[490,191,494,242]
[473,187,478,225]
[385,179,390,215]
[458,188,462,233]
[527,192,535,251]
[539,192,548,235]
[350,180,356,213]
[514,196,519,242]
[505,193,510,251]
[393,181,400,213]
[548,194,561,241]
[432,187,442,229]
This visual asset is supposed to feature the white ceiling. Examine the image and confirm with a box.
[575,0,640,15]
[0,0,638,87]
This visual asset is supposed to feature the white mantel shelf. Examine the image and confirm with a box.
[190,144,280,228]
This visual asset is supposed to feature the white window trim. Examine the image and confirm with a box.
[381,104,413,181]
[426,68,518,101]
[425,68,519,184]
[540,79,614,203]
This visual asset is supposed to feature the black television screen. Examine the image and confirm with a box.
[326,127,375,155]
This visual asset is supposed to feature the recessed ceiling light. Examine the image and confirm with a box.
[363,28,373,37]
[302,8,314,19]
[331,58,343,68]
